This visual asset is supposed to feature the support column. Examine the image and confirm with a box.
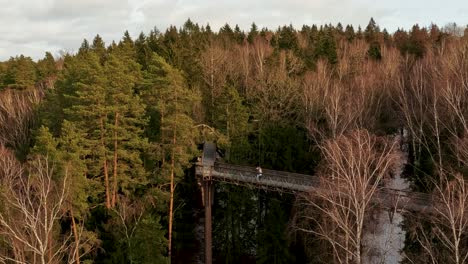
[204,180,213,264]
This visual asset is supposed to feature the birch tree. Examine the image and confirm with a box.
[299,130,401,264]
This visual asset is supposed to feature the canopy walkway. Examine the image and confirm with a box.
[194,142,434,264]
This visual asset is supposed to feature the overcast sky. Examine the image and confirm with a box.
[0,0,466,61]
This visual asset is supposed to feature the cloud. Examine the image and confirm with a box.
[0,0,466,60]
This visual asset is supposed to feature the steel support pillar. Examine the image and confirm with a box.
[204,180,213,264]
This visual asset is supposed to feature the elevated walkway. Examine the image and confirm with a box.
[195,142,434,264]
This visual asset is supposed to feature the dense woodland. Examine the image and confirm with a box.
[0,18,468,263]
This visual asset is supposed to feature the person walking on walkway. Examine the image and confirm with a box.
[256,166,263,180]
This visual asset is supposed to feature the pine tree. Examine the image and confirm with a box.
[160,26,180,67]
[356,25,363,39]
[367,41,382,60]
[0,62,6,89]
[315,28,338,64]
[394,28,409,55]
[148,27,163,55]
[62,52,113,208]
[336,22,344,33]
[103,54,147,207]
[78,39,90,55]
[31,126,60,161]
[219,23,234,40]
[116,31,137,60]
[135,32,152,70]
[213,186,258,264]
[214,86,249,139]
[278,25,298,51]
[364,17,380,42]
[408,24,428,58]
[382,28,390,44]
[248,23,259,43]
[345,24,355,42]
[4,55,37,89]
[142,53,199,260]
[234,24,245,44]
[37,52,57,82]
[257,199,293,264]
[91,34,107,62]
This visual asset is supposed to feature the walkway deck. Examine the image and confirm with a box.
[196,162,433,212]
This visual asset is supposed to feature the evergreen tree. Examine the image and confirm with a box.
[336,22,344,34]
[160,26,180,66]
[103,54,147,207]
[364,17,380,42]
[0,62,6,88]
[300,25,311,37]
[382,28,391,44]
[36,52,57,82]
[248,23,259,43]
[315,28,338,64]
[91,34,107,62]
[135,32,152,70]
[367,41,382,60]
[257,199,293,264]
[203,23,214,41]
[345,24,355,42]
[78,39,90,55]
[214,186,258,264]
[408,24,428,58]
[148,27,163,56]
[142,53,199,259]
[363,18,383,61]
[310,24,318,38]
[61,52,113,208]
[278,25,298,51]
[234,24,245,44]
[219,23,234,40]
[128,214,168,263]
[3,55,37,89]
[116,30,137,60]
[394,28,409,55]
[213,85,249,141]
[182,18,197,34]
[356,25,363,39]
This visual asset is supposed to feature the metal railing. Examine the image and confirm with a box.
[195,162,435,212]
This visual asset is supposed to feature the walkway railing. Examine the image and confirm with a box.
[196,161,434,212]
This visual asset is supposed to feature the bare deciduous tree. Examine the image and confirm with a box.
[0,88,42,151]
[251,35,273,81]
[298,130,401,264]
[433,173,468,264]
[200,40,232,121]
[398,40,468,264]
[406,173,468,264]
[0,151,92,264]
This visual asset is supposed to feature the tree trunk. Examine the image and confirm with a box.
[112,113,119,208]
[356,225,362,264]
[210,53,215,123]
[100,116,111,209]
[70,208,81,264]
[168,85,178,263]
[168,149,175,262]
[48,233,52,263]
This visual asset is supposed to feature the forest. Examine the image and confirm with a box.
[0,18,468,263]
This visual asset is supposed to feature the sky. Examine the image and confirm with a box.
[0,0,466,61]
